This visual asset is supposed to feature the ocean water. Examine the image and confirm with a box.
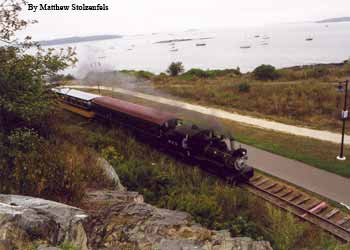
[58,22,350,77]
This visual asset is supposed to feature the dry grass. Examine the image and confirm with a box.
[151,64,350,132]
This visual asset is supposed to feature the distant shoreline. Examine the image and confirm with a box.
[39,35,122,46]
[316,17,350,23]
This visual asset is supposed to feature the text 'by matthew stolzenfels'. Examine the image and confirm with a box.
[27,3,109,12]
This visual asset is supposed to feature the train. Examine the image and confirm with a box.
[53,87,254,183]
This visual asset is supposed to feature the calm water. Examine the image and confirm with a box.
[59,22,350,77]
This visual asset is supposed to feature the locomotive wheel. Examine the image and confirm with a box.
[225,158,235,169]
[227,177,237,186]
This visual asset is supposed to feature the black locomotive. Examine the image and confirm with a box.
[54,88,254,182]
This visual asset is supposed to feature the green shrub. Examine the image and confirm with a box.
[228,216,259,238]
[207,68,241,77]
[101,146,124,166]
[0,127,108,203]
[253,64,279,80]
[184,68,210,78]
[266,205,306,250]
[167,62,185,76]
[183,68,241,79]
[238,82,251,92]
[305,66,331,79]
[119,70,154,79]
[136,70,154,79]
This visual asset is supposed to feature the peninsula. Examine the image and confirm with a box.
[316,16,350,23]
[39,35,122,46]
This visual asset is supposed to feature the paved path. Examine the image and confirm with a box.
[66,85,350,206]
[67,85,349,145]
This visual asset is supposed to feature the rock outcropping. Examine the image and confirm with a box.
[0,168,273,250]
[82,190,272,250]
[0,195,88,250]
[97,158,125,192]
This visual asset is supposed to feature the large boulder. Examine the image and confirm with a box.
[82,190,273,250]
[0,195,88,250]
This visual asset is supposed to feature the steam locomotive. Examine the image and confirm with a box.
[54,88,254,183]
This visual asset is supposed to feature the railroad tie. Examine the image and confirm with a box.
[296,197,310,206]
[256,179,268,186]
[265,183,278,190]
[306,201,320,210]
[272,186,285,194]
[281,190,293,198]
[337,216,350,226]
[251,176,262,182]
[289,193,302,202]
[325,209,340,219]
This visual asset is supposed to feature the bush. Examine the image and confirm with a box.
[305,66,331,79]
[101,146,125,166]
[120,70,154,79]
[238,82,251,93]
[0,127,108,203]
[184,68,210,78]
[183,68,242,79]
[266,205,306,250]
[253,64,279,80]
[167,62,185,76]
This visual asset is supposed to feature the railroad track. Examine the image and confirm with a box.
[243,175,350,242]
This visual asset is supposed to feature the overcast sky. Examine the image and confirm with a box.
[21,0,350,39]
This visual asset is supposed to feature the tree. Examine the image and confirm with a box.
[253,64,279,81]
[0,0,77,131]
[166,61,184,76]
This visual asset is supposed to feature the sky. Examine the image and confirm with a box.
[20,0,350,40]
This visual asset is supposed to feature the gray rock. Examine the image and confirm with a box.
[97,157,126,191]
[0,195,88,250]
[37,246,60,250]
[83,190,273,250]
[158,239,204,250]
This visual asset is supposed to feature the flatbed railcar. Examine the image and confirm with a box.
[53,87,254,182]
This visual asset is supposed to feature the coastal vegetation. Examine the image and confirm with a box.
[0,0,109,203]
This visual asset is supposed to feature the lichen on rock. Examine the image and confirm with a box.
[0,195,88,250]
